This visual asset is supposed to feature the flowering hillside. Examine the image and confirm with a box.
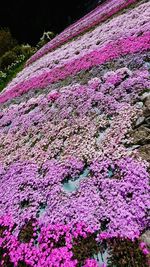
[0,0,150,266]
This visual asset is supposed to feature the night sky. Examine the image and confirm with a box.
[0,0,100,45]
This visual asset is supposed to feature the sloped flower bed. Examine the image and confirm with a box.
[26,0,141,65]
[0,0,150,266]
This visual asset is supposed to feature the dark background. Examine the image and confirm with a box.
[0,0,101,45]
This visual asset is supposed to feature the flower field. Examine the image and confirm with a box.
[0,0,150,266]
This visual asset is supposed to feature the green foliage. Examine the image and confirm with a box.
[21,44,35,57]
[72,233,99,267]
[0,28,17,57]
[18,219,36,243]
[11,45,23,56]
[0,29,54,93]
[12,44,35,58]
[37,31,55,49]
[0,46,34,92]
[0,71,7,79]
[0,60,25,93]
[0,50,18,70]
[107,238,148,267]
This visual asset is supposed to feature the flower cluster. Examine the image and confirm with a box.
[0,217,99,266]
[1,32,150,103]
[0,216,149,267]
[0,68,149,165]
[26,0,139,65]
[0,155,149,239]
[1,1,150,103]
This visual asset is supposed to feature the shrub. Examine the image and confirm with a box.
[107,238,148,267]
[12,44,35,58]
[21,44,35,57]
[12,45,23,56]
[37,31,55,49]
[0,28,17,57]
[0,50,17,70]
[0,70,7,79]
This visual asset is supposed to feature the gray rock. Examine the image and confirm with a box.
[140,92,150,101]
[130,125,150,145]
[127,145,141,151]
[135,102,144,109]
[145,116,150,125]
[135,116,145,127]
[141,230,150,247]
[138,144,150,164]
[143,107,150,118]
[145,95,150,109]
